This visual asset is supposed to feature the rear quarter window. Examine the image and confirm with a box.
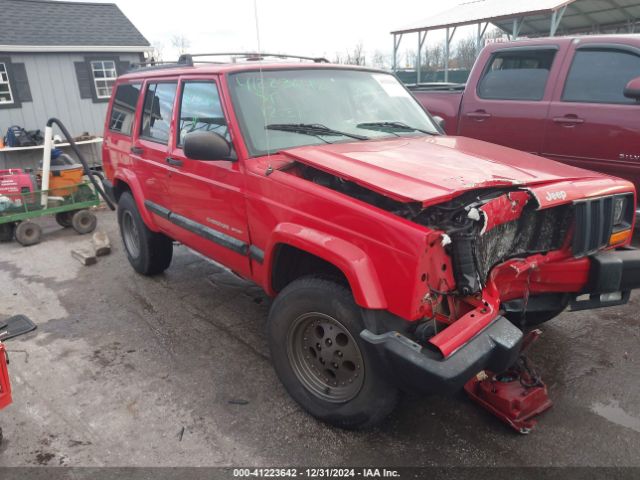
[562,48,640,104]
[477,49,557,101]
[108,83,141,136]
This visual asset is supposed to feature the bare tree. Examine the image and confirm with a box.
[403,49,416,69]
[345,42,366,66]
[425,42,444,71]
[371,50,389,70]
[455,35,478,70]
[151,40,164,63]
[171,34,191,55]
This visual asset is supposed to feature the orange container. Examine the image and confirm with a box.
[39,164,85,197]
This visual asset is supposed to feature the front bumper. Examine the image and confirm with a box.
[360,316,522,394]
[571,248,640,310]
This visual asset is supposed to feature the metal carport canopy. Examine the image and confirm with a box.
[390,0,640,81]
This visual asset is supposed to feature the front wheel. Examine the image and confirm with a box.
[14,220,42,246]
[117,192,173,275]
[267,276,398,429]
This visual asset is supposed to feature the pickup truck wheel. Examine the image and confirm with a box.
[268,276,398,429]
[117,192,173,275]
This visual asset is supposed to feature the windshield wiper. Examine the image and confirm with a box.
[356,121,437,136]
[265,123,369,141]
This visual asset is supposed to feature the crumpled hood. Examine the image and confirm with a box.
[280,135,606,204]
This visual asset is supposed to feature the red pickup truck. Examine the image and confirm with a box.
[411,35,640,208]
[103,55,640,429]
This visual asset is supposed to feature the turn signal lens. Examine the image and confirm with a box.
[609,228,632,246]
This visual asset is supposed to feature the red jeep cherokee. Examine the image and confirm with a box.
[102,54,640,429]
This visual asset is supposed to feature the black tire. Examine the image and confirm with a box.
[268,276,398,429]
[0,223,16,242]
[55,211,75,228]
[71,210,97,235]
[117,192,173,275]
[14,220,42,246]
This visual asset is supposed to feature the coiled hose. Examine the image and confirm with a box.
[46,118,115,210]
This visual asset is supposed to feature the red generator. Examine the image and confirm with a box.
[0,169,37,206]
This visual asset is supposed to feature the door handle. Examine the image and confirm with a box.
[466,110,491,120]
[166,157,183,167]
[130,146,144,155]
[553,115,584,126]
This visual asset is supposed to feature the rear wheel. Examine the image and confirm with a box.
[71,210,97,234]
[14,220,42,246]
[55,211,75,228]
[268,276,398,429]
[117,192,173,275]
[0,223,16,242]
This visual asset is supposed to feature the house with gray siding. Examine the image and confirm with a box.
[0,0,150,168]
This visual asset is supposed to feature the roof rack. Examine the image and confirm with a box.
[127,57,197,72]
[177,52,330,65]
[127,52,329,73]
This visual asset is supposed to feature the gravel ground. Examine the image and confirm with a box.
[0,209,639,467]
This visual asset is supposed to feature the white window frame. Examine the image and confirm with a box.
[0,62,14,105]
[90,60,117,99]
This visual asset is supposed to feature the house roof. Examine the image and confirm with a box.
[0,0,150,50]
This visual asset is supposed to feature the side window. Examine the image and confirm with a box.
[140,82,177,143]
[109,83,141,136]
[177,81,229,146]
[562,49,640,104]
[477,49,557,101]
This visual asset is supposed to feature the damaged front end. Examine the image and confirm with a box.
[414,188,572,296]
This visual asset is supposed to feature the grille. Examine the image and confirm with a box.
[474,205,573,283]
[572,197,614,257]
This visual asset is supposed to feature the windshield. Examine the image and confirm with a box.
[228,68,438,157]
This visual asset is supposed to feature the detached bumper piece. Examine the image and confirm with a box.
[571,249,640,311]
[360,316,523,394]
[464,329,551,434]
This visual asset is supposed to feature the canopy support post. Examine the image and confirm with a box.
[444,26,456,83]
[512,17,523,40]
[477,22,489,53]
[392,33,403,72]
[550,6,567,36]
[417,30,427,84]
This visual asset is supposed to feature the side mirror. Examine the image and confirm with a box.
[184,131,231,161]
[433,115,446,132]
[624,76,640,101]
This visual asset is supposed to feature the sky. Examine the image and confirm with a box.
[95,0,477,65]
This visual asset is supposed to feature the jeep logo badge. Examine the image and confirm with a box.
[545,190,567,202]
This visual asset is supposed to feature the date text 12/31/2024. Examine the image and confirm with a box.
[233,468,401,478]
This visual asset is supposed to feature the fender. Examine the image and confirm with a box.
[264,223,387,309]
[113,169,160,231]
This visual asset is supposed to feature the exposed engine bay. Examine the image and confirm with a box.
[294,162,574,297]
